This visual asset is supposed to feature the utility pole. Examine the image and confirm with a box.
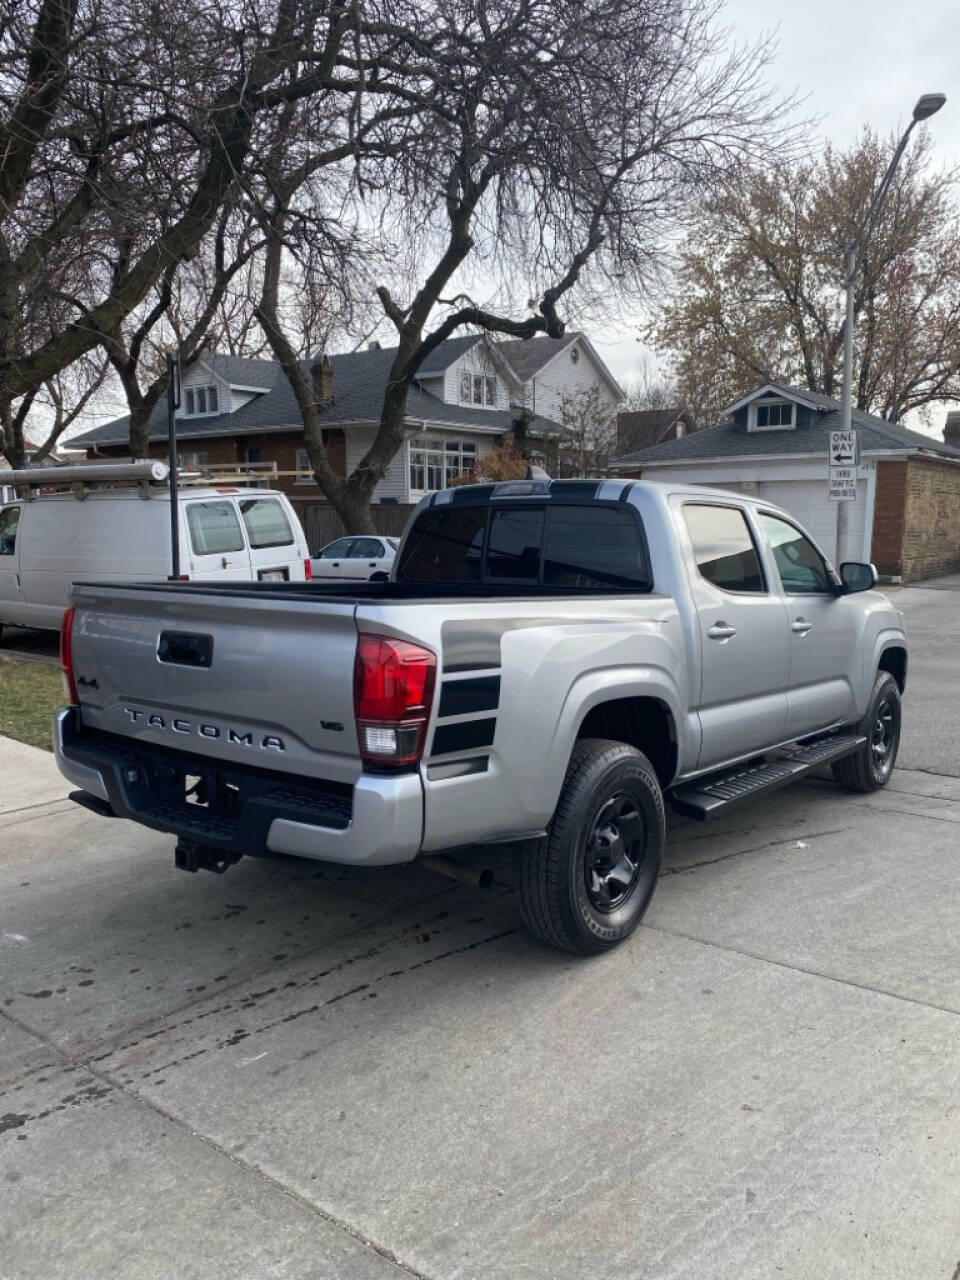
[166,353,182,580]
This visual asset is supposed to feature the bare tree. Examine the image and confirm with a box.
[556,388,619,477]
[0,0,386,414]
[315,0,795,529]
[0,353,108,467]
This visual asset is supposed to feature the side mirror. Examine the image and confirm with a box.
[839,561,878,594]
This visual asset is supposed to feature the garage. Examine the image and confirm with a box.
[612,382,960,580]
[755,479,870,563]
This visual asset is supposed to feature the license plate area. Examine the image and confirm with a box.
[258,567,289,582]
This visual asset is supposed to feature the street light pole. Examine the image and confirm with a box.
[835,92,946,565]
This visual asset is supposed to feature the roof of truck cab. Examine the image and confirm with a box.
[426,477,762,505]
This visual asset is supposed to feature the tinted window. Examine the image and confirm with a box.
[186,501,245,555]
[351,537,383,558]
[239,498,293,549]
[319,538,354,559]
[684,504,764,593]
[759,513,831,594]
[544,507,649,588]
[486,508,544,582]
[397,506,486,582]
[0,506,19,556]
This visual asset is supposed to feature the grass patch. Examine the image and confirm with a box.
[0,656,63,751]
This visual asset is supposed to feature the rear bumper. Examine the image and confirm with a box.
[53,708,424,866]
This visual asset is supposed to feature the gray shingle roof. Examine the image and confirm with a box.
[498,332,581,383]
[71,341,559,448]
[614,384,960,465]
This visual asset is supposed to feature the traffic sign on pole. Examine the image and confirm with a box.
[829,429,859,467]
[828,466,857,501]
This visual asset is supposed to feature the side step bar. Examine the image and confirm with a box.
[669,734,866,821]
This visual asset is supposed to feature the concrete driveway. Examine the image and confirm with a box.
[2,584,960,1280]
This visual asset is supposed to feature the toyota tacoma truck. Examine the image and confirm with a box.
[54,478,907,955]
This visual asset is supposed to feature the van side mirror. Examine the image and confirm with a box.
[839,562,878,594]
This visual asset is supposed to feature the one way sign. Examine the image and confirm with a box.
[829,429,859,467]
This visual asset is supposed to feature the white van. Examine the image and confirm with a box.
[0,472,311,638]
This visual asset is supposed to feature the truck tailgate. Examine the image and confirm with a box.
[69,582,362,783]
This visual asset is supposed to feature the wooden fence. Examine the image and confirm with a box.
[292,501,418,550]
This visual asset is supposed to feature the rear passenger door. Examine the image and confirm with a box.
[184,499,253,580]
[341,536,388,579]
[239,496,297,581]
[681,502,791,769]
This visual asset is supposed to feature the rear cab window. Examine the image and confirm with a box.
[0,505,19,555]
[396,501,651,590]
[186,500,245,555]
[682,504,765,593]
[239,497,294,549]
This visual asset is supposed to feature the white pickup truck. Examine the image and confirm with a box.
[54,478,907,955]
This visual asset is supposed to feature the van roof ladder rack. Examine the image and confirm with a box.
[0,460,169,500]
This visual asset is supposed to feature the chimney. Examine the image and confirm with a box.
[368,340,381,351]
[944,410,960,449]
[311,354,334,404]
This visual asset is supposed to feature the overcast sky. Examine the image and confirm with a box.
[594,0,959,430]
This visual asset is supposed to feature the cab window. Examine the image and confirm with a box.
[0,505,19,556]
[683,504,765,594]
[759,513,831,594]
[351,537,384,559]
[186,501,245,555]
[319,538,354,559]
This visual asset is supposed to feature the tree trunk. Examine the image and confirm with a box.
[129,403,153,460]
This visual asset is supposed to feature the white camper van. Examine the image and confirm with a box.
[0,462,311,639]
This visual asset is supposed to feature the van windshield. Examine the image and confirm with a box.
[396,503,652,591]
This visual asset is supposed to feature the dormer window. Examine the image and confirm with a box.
[183,384,220,417]
[749,398,794,431]
[459,371,496,406]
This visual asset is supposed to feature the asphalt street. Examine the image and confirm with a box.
[1,581,959,1280]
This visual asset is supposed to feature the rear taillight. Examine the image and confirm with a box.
[354,633,436,768]
[304,557,313,581]
[60,606,79,706]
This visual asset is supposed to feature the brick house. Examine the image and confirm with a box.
[69,333,622,505]
[611,383,960,582]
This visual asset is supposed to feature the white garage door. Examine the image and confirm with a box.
[756,479,868,563]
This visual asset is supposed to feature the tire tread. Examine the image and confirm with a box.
[514,739,664,955]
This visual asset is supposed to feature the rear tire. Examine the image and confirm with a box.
[831,671,901,793]
[514,738,664,955]
[369,572,389,582]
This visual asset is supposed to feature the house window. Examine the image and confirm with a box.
[750,400,795,430]
[179,450,209,469]
[182,384,221,418]
[296,448,313,483]
[460,371,496,406]
[409,436,478,492]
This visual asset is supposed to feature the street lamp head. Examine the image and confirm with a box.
[913,93,946,121]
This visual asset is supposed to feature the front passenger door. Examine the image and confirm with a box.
[756,512,860,735]
[682,503,791,769]
[313,538,355,579]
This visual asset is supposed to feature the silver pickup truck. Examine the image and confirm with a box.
[55,478,907,955]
